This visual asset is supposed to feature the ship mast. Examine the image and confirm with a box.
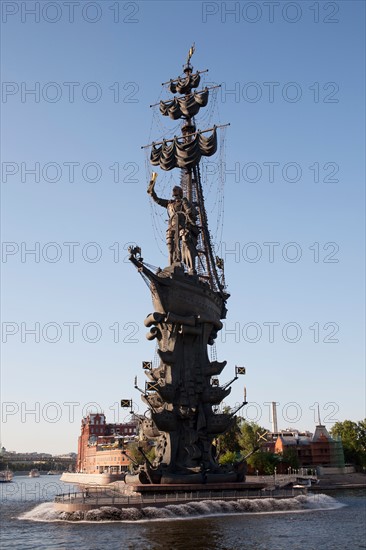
[182,43,195,205]
[145,45,228,295]
[175,46,225,293]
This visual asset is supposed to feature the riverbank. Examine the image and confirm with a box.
[246,472,366,491]
[311,473,366,491]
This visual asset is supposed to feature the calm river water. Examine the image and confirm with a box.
[1,476,365,549]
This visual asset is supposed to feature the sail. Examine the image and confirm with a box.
[169,72,200,94]
[150,128,217,171]
[160,89,209,120]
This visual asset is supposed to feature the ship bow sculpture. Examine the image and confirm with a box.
[128,48,247,485]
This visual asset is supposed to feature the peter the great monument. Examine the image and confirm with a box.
[125,46,249,488]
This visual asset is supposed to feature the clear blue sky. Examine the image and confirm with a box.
[1,1,365,453]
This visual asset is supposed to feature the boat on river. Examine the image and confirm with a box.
[0,468,13,482]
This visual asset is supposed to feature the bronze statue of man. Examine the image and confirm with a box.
[147,173,199,273]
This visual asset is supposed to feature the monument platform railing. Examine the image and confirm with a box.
[54,487,298,507]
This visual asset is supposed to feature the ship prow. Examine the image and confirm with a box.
[129,252,228,327]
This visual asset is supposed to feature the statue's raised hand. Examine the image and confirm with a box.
[147,172,158,195]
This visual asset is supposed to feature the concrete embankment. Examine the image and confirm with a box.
[60,472,125,486]
[310,473,366,491]
[246,473,366,491]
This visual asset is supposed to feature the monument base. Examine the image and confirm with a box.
[130,481,266,495]
[54,481,272,513]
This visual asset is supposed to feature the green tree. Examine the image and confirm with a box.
[239,421,268,457]
[248,451,280,475]
[216,408,243,461]
[281,447,300,470]
[330,419,366,468]
[239,421,281,474]
[216,415,271,468]
[219,450,239,466]
[356,420,366,455]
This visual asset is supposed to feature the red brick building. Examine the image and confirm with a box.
[77,413,138,474]
[271,424,345,468]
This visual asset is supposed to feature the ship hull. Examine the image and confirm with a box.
[150,275,223,326]
[133,259,225,326]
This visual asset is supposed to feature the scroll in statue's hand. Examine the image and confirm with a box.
[147,172,157,194]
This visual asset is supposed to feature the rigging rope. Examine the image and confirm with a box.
[145,73,227,290]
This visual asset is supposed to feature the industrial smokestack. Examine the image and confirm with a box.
[271,402,278,433]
